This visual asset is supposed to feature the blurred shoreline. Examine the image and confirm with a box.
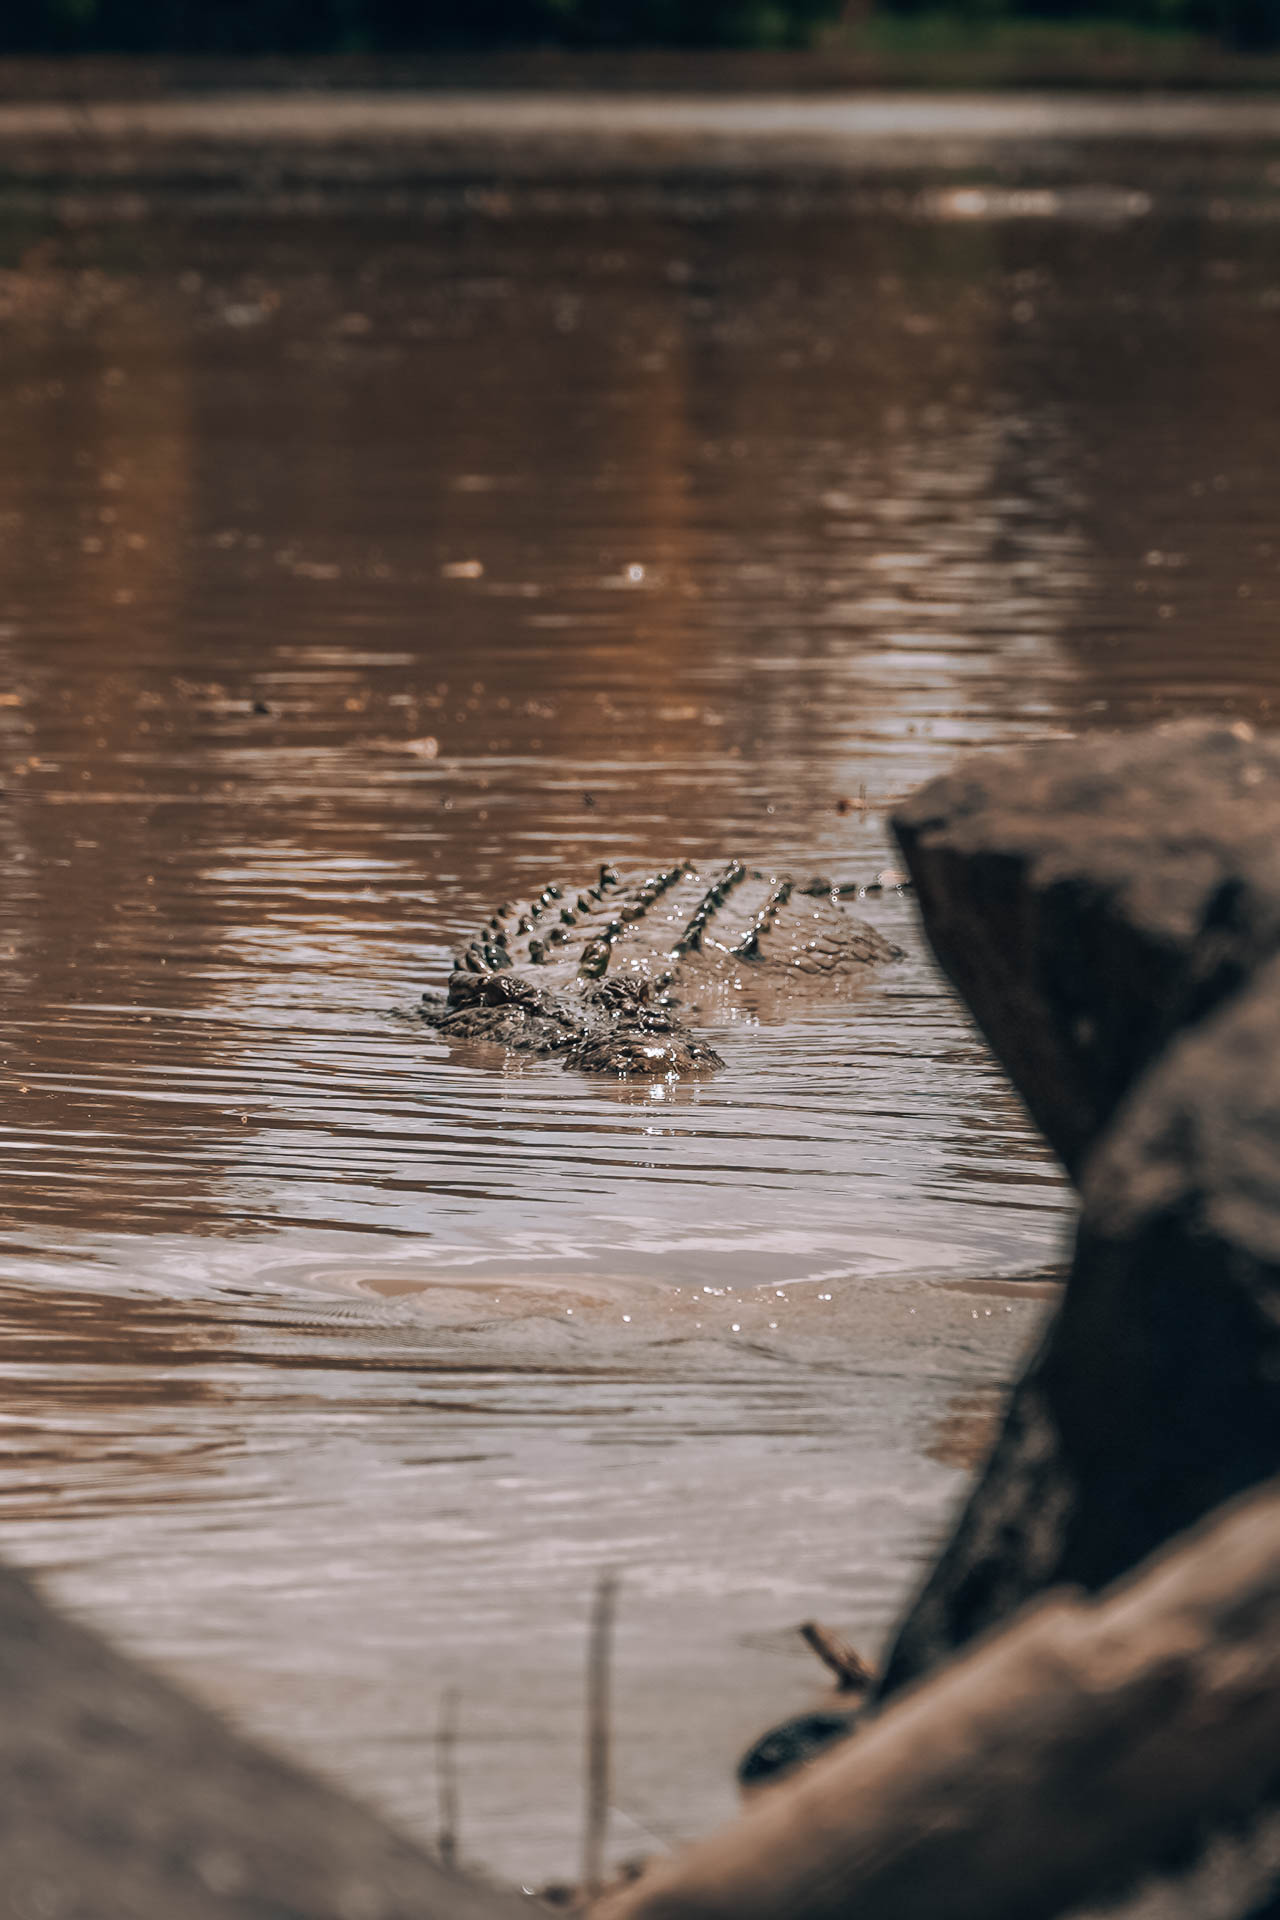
[6,31,1280,104]
[0,88,1275,198]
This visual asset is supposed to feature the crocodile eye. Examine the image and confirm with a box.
[547,924,566,945]
[546,883,562,901]
[560,907,576,925]
[516,916,531,934]
[579,939,610,978]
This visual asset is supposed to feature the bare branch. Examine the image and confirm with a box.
[584,1570,620,1900]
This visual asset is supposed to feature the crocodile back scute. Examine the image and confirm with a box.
[457,862,901,992]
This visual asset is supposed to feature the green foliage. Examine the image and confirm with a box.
[0,0,845,53]
[3,0,1278,50]
[538,0,843,44]
[875,0,1280,50]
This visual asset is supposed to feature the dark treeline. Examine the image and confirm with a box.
[6,0,1280,54]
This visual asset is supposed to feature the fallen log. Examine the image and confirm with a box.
[595,1482,1280,1920]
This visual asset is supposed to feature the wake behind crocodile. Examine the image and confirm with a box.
[421,858,907,1076]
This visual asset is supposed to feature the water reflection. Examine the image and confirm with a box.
[1,138,1278,1877]
[0,200,1101,1251]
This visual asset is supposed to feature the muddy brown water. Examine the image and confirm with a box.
[1,99,1279,1882]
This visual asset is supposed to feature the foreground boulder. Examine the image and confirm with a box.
[879,722,1280,1696]
[868,721,1280,1917]
[0,1554,522,1920]
[877,949,1280,1698]
[736,723,1280,1915]
[891,720,1280,1180]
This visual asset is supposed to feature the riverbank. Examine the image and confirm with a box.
[4,20,1280,103]
[0,88,1276,202]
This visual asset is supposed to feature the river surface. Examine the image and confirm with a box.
[1,94,1279,1884]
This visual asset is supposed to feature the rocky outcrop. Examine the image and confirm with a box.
[891,720,1280,1181]
[879,721,1280,1698]
[0,1553,523,1920]
[878,951,1280,1696]
[853,720,1280,1918]
[737,722,1280,1916]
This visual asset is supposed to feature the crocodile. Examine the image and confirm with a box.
[420,859,906,1076]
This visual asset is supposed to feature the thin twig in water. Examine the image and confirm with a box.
[437,1684,460,1872]
[799,1621,875,1694]
[583,1570,619,1900]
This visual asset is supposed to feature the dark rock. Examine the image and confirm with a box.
[891,719,1280,1181]
[859,723,1280,1914]
[0,1553,523,1920]
[877,726,1280,1694]
[748,725,1280,1916]
[736,1710,861,1791]
[879,957,1280,1694]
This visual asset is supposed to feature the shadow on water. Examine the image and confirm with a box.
[0,111,1279,1876]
